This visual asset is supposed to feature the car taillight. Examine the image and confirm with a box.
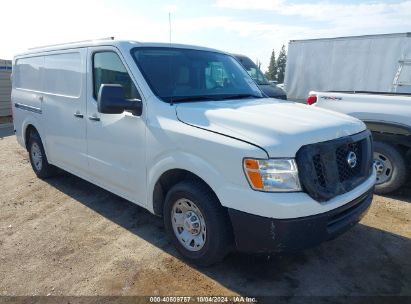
[306,95,317,105]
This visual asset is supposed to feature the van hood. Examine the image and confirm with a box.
[175,98,365,157]
[258,84,287,99]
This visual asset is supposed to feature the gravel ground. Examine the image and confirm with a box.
[0,133,410,300]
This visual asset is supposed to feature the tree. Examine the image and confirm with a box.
[266,49,277,81]
[276,44,287,83]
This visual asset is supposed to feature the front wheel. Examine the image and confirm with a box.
[373,141,407,194]
[163,180,232,266]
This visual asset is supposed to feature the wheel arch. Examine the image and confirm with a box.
[364,120,411,151]
[24,124,37,150]
[21,117,51,161]
[21,116,43,150]
[152,168,221,217]
[148,153,226,217]
[364,120,411,136]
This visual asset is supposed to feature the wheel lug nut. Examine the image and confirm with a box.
[191,216,197,222]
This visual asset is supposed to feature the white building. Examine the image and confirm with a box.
[0,59,12,117]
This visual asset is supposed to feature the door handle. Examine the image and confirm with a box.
[74,112,84,118]
[89,115,100,121]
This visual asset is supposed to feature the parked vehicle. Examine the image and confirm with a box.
[232,54,287,99]
[285,32,411,102]
[307,91,410,194]
[12,39,375,265]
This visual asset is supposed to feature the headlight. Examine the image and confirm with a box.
[243,158,302,192]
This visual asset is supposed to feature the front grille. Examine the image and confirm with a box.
[312,154,326,187]
[296,130,373,202]
[336,141,362,182]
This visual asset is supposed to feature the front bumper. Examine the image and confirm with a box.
[228,188,373,253]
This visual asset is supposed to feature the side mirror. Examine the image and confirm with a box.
[97,84,143,116]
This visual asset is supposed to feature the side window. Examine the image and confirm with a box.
[15,56,44,91]
[93,51,140,100]
[44,52,82,97]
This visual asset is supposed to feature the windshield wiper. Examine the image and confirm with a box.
[167,96,217,103]
[164,94,262,103]
[218,94,263,100]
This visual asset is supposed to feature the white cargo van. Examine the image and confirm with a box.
[12,39,376,265]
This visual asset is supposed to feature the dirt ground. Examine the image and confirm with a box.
[0,133,410,300]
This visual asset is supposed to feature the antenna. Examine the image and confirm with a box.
[169,12,172,44]
[168,12,174,106]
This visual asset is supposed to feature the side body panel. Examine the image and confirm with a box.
[12,56,45,148]
[42,49,88,173]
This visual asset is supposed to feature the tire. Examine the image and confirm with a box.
[28,130,56,178]
[163,180,232,266]
[373,141,408,195]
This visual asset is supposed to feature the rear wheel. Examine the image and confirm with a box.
[373,141,407,194]
[28,131,56,178]
[163,180,232,266]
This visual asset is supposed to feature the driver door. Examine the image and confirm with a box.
[86,46,147,205]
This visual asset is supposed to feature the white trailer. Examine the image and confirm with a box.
[0,59,12,117]
[285,32,411,101]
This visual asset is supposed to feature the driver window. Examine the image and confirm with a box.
[93,51,140,100]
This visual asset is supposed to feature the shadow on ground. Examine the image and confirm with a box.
[382,176,411,204]
[0,125,13,138]
[44,171,411,299]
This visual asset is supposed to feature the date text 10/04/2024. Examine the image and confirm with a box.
[149,296,257,303]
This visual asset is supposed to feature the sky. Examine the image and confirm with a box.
[1,0,411,71]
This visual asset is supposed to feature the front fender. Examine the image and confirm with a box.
[147,151,226,213]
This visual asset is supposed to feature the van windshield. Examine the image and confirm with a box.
[131,47,263,103]
[234,55,271,85]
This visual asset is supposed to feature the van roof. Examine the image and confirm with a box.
[14,39,226,58]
